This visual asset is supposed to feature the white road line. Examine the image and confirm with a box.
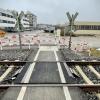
[21,49,40,83]
[21,63,36,83]
[17,87,27,100]
[17,49,40,100]
[63,62,73,77]
[54,50,72,100]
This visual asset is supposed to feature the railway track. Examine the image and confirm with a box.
[0,46,100,100]
[0,64,25,84]
[65,62,100,84]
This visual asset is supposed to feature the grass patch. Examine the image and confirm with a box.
[90,48,100,57]
[81,48,100,57]
[75,34,95,37]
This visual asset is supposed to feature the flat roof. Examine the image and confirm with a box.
[74,21,100,25]
[0,8,13,16]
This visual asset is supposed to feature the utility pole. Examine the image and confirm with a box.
[66,12,78,50]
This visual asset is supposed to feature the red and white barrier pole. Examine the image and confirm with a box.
[38,36,40,48]
[0,41,2,50]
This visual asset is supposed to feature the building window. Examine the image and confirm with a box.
[91,25,93,30]
[10,15,14,18]
[0,12,14,18]
[81,25,83,30]
[75,25,100,30]
[90,25,92,30]
[0,20,15,24]
[0,12,2,16]
[94,26,96,30]
[0,19,3,23]
[23,19,29,22]
[24,23,29,25]
[8,21,15,24]
[96,25,100,30]
[1,13,6,17]
[3,20,7,23]
[7,14,10,17]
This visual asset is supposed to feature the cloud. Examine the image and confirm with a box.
[0,0,100,24]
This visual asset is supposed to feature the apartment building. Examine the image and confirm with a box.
[0,8,37,32]
[0,8,16,31]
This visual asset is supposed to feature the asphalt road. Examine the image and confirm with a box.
[0,46,86,100]
[29,62,61,83]
[37,51,56,61]
[1,86,89,100]
[23,87,66,100]
[14,62,32,84]
[1,87,21,100]
[13,48,78,84]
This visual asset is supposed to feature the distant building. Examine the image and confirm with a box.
[0,8,16,31]
[37,24,55,33]
[74,21,100,35]
[37,24,47,30]
[0,8,37,32]
[21,15,30,31]
[25,11,37,30]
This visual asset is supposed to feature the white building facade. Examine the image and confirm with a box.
[0,8,16,31]
[0,8,37,32]
[21,16,30,31]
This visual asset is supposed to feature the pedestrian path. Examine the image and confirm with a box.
[17,46,72,100]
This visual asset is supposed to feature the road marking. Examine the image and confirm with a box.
[54,50,72,100]
[39,46,58,51]
[0,65,14,82]
[17,87,27,100]
[17,49,40,100]
[63,62,73,77]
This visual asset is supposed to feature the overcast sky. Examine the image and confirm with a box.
[0,0,100,24]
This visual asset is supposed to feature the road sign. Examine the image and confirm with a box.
[66,12,79,50]
[73,12,78,21]
[66,12,71,21]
